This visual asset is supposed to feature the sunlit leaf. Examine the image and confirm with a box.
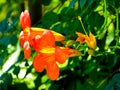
[105,23,114,49]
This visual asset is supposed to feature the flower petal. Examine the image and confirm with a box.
[33,30,55,51]
[85,32,96,49]
[61,47,80,57]
[33,54,45,72]
[20,31,33,47]
[51,31,65,41]
[32,35,41,52]
[33,53,55,72]
[55,47,67,64]
[20,10,31,30]
[23,41,31,59]
[46,61,59,80]
[30,27,45,39]
[20,31,25,47]
[76,32,86,44]
[89,32,96,47]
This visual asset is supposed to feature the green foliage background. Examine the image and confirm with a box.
[0,0,120,90]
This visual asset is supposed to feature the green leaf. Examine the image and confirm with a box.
[0,35,17,46]
[105,23,114,49]
[105,73,120,90]
[13,66,20,76]
[84,61,96,74]
[41,0,51,5]
[5,74,12,85]
[41,11,58,28]
[49,83,60,90]
[87,0,94,6]
[1,82,7,90]
[67,0,77,11]
[80,0,87,9]
[87,12,104,29]
[76,80,82,90]
[0,57,3,66]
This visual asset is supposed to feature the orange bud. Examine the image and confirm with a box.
[20,10,31,30]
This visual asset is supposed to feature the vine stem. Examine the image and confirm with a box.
[116,9,119,45]
[78,16,88,36]
[104,0,107,25]
[96,68,120,89]
[98,0,107,37]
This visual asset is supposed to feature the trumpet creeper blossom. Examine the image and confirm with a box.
[76,32,96,49]
[19,10,80,80]
[33,30,80,80]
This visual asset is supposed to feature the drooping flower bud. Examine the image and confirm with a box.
[20,10,31,30]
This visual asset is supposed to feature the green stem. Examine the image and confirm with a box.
[78,16,88,36]
[98,0,107,35]
[76,44,81,49]
[116,9,119,45]
[104,0,107,25]
[116,9,119,40]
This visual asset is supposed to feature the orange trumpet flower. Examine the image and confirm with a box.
[19,10,80,80]
[33,30,80,80]
[76,32,96,49]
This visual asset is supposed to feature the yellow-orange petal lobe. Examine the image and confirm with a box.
[20,10,31,30]
[46,61,59,80]
[85,32,96,49]
[55,47,67,64]
[40,47,55,54]
[51,31,65,41]
[30,27,65,41]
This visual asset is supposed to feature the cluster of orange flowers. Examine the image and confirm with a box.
[19,10,80,80]
[19,10,96,80]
